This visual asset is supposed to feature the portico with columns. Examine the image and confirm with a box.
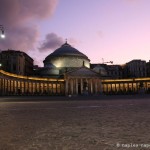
[64,67,103,95]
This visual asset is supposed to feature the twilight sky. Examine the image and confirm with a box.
[0,0,150,66]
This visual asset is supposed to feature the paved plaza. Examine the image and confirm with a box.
[0,96,150,150]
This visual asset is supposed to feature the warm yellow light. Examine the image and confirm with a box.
[102,79,133,82]
[102,77,150,83]
[0,70,64,82]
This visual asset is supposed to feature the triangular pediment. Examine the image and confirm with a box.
[65,67,101,77]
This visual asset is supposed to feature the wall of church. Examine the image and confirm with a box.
[45,56,90,68]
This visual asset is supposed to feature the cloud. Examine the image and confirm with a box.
[39,33,81,51]
[0,0,58,52]
[39,33,64,51]
[0,0,57,26]
[0,26,39,51]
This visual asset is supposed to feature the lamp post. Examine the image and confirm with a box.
[0,25,5,38]
[0,63,1,69]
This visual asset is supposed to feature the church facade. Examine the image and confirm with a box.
[0,42,150,96]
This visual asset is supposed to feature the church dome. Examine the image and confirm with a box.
[43,42,90,68]
[44,42,89,61]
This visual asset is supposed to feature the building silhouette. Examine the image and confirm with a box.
[0,42,150,96]
[125,60,147,78]
[0,50,33,75]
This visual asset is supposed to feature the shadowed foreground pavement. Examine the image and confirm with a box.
[0,96,150,150]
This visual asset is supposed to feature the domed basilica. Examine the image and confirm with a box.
[39,41,107,77]
[34,41,107,95]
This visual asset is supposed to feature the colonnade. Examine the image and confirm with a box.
[0,78,65,95]
[65,77,103,95]
[0,70,65,96]
[102,81,150,94]
[1,70,150,96]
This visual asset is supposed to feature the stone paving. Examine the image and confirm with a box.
[0,96,150,150]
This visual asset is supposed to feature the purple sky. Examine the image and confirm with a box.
[0,0,150,66]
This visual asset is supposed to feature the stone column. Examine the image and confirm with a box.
[145,82,148,91]
[51,83,53,95]
[35,82,37,94]
[119,83,121,92]
[27,81,29,94]
[88,79,91,94]
[6,79,8,94]
[115,84,117,93]
[12,80,14,94]
[100,80,103,94]
[16,80,18,95]
[91,79,93,94]
[22,81,24,94]
[47,82,49,95]
[65,78,68,96]
[32,81,35,94]
[20,81,22,94]
[81,78,83,94]
[6,79,10,95]
[76,78,78,95]
[31,82,33,94]
[73,79,76,95]
[3,79,5,95]
[24,81,26,94]
[0,78,2,95]
[47,82,50,95]
[85,78,88,91]
[55,82,57,94]
[9,80,11,94]
[70,79,73,95]
[110,83,112,92]
[95,79,97,94]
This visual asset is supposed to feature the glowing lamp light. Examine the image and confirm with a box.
[1,34,5,38]
[1,30,5,38]
[0,25,5,39]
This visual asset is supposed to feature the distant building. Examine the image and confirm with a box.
[125,59,147,78]
[90,64,123,79]
[0,50,33,75]
[146,61,150,77]
[107,65,123,79]
[90,64,108,77]
[33,65,42,76]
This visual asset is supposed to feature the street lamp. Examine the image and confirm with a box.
[0,25,5,38]
[0,63,2,70]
